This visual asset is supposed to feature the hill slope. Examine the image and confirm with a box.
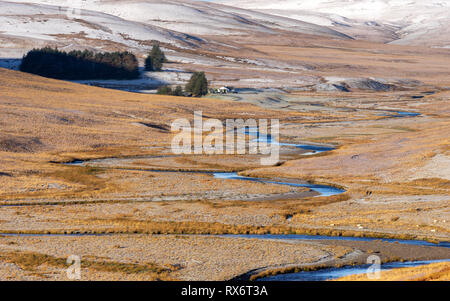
[2,0,349,38]
[220,0,450,47]
[1,0,448,90]
[0,1,204,57]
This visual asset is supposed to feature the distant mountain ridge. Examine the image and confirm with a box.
[219,0,450,47]
[1,0,350,38]
[0,0,353,59]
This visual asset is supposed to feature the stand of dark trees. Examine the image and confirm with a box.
[20,47,139,80]
[145,44,167,72]
[157,85,184,96]
[185,72,208,97]
[157,72,208,97]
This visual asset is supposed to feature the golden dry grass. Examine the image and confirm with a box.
[0,67,315,200]
[0,250,178,280]
[0,218,432,242]
[0,234,345,281]
[335,261,450,281]
[245,118,450,196]
[0,66,449,281]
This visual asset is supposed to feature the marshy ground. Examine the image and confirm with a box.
[0,68,448,280]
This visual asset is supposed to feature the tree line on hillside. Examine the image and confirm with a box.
[20,43,209,96]
[20,47,139,80]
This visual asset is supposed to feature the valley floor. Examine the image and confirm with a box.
[0,68,448,280]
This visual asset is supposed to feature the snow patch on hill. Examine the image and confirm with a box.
[2,0,351,38]
[219,0,450,46]
[0,1,205,56]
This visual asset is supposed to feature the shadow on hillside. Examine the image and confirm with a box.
[0,58,21,71]
[0,58,172,94]
[72,67,171,93]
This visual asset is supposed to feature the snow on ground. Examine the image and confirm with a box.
[2,0,448,50]
[0,1,212,64]
[2,0,350,38]
[0,0,444,91]
[220,0,449,22]
[219,0,450,46]
[72,69,193,93]
[0,0,354,91]
[0,1,201,49]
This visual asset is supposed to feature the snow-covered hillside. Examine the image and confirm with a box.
[0,0,447,90]
[0,0,356,61]
[0,1,207,57]
[0,0,351,89]
[219,0,450,22]
[220,0,450,47]
[2,0,349,37]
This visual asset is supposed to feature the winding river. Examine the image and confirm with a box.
[213,173,345,197]
[245,127,335,155]
[228,235,449,281]
[257,259,450,281]
[227,234,450,248]
[66,125,344,197]
[2,231,448,281]
[57,110,446,281]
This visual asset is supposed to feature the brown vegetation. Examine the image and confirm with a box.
[0,250,178,280]
[335,261,450,281]
[0,66,448,280]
